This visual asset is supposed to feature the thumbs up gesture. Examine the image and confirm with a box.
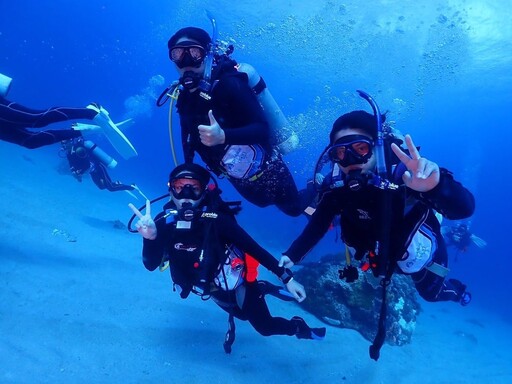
[198,110,225,146]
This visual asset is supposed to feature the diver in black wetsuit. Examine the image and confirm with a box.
[0,73,120,149]
[129,163,325,352]
[62,137,136,193]
[167,27,313,217]
[281,110,475,306]
[0,96,101,148]
[442,222,487,255]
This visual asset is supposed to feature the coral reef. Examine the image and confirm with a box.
[295,255,421,346]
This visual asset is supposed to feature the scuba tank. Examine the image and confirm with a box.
[205,11,298,155]
[83,140,118,169]
[235,63,299,155]
[0,72,13,98]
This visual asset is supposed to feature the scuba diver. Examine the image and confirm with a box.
[61,136,143,197]
[129,163,326,353]
[0,72,137,159]
[161,23,314,217]
[442,222,487,258]
[278,100,475,360]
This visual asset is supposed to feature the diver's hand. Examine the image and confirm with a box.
[315,172,325,186]
[128,199,157,240]
[198,110,225,146]
[391,134,440,192]
[285,278,306,303]
[279,255,295,269]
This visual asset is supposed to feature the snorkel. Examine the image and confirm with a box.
[357,90,386,178]
[198,10,218,93]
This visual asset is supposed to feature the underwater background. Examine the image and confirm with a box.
[1,1,511,383]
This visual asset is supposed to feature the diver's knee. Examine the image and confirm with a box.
[417,290,438,302]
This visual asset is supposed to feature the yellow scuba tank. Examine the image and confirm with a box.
[0,72,13,98]
[235,63,299,155]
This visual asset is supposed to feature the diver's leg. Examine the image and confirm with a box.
[0,127,82,149]
[412,247,470,305]
[0,99,97,128]
[242,281,296,336]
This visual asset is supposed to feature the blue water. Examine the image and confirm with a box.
[2,0,511,352]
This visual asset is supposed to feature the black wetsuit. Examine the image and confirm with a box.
[176,63,312,216]
[0,96,96,148]
[285,168,475,303]
[65,139,134,192]
[89,162,133,192]
[141,201,299,337]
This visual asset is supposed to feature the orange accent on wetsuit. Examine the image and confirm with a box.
[244,253,259,282]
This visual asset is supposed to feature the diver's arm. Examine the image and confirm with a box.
[417,168,475,220]
[141,212,168,271]
[284,193,338,264]
[216,214,284,277]
[213,76,270,145]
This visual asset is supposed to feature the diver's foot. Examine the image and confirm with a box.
[72,122,102,132]
[86,102,102,115]
[460,291,472,306]
[88,103,117,129]
[292,316,326,340]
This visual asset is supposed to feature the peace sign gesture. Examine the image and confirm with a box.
[391,134,440,192]
[128,200,157,240]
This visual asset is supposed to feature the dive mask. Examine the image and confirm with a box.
[329,134,374,167]
[169,41,206,69]
[169,179,205,201]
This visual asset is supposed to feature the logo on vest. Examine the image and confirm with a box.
[199,91,211,101]
[357,209,371,220]
[201,212,218,219]
[174,243,197,252]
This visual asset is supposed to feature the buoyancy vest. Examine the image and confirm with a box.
[168,217,213,297]
[166,208,260,298]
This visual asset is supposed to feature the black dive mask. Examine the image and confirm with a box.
[179,71,203,90]
[329,135,374,167]
[169,44,206,69]
[170,183,203,201]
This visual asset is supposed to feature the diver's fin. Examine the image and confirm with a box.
[87,104,138,160]
[124,190,138,200]
[131,184,149,201]
[73,118,133,131]
[72,122,102,132]
[470,234,487,248]
[116,118,135,128]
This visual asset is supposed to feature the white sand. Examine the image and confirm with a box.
[1,141,511,384]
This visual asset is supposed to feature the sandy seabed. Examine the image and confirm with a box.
[1,141,511,384]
